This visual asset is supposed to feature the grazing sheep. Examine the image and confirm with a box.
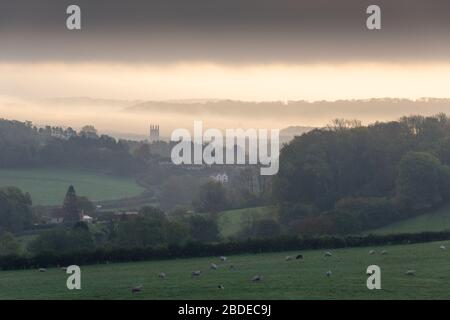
[296,254,303,260]
[192,270,202,277]
[210,263,219,270]
[218,284,225,290]
[252,275,263,282]
[326,270,332,277]
[285,256,293,261]
[39,268,47,272]
[220,256,227,262]
[131,285,143,293]
[369,250,376,255]
[405,270,416,276]
[440,245,447,250]
[324,251,333,257]
[158,272,166,279]
[381,250,388,255]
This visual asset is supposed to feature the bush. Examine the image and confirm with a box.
[288,215,334,236]
[194,181,229,213]
[334,197,399,230]
[279,202,318,225]
[28,227,94,255]
[238,219,282,239]
[188,215,220,243]
[0,232,21,256]
[114,217,166,248]
[396,152,446,212]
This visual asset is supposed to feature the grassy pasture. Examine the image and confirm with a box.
[0,240,449,300]
[0,168,145,206]
[370,205,450,235]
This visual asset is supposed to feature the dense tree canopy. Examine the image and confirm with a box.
[0,232,21,256]
[274,114,450,234]
[194,181,229,214]
[396,152,448,211]
[0,187,33,233]
[0,119,136,175]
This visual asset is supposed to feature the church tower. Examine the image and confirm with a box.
[149,124,160,142]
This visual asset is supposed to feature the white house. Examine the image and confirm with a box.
[210,173,229,184]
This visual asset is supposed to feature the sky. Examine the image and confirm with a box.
[1,0,450,135]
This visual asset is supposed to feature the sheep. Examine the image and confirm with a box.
[285,256,293,261]
[296,254,303,260]
[381,250,388,255]
[252,275,263,282]
[324,251,333,257]
[38,268,47,272]
[218,284,225,290]
[158,272,166,279]
[405,270,416,276]
[220,256,227,262]
[369,250,376,255]
[440,245,447,250]
[131,285,143,293]
[229,264,235,269]
[326,270,332,277]
[192,270,202,277]
[210,263,219,270]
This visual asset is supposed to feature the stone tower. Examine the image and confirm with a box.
[149,124,160,142]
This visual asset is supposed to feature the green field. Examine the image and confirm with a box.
[370,206,450,235]
[0,240,449,299]
[218,206,278,238]
[0,168,145,206]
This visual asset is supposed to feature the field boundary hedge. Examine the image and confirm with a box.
[2,231,450,270]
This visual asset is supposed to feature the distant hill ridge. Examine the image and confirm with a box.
[124,98,450,121]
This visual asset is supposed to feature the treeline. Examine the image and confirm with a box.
[274,114,450,234]
[1,230,450,270]
[0,119,138,175]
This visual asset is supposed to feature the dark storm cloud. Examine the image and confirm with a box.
[1,0,450,63]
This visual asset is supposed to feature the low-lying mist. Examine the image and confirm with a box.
[1,95,450,139]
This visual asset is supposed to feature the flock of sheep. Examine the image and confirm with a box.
[129,244,447,293]
[35,243,447,294]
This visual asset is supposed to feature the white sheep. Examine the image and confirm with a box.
[440,245,447,250]
[369,250,376,255]
[218,284,225,290]
[192,270,202,277]
[220,256,227,262]
[285,256,293,261]
[210,263,219,270]
[38,268,47,272]
[381,250,388,255]
[158,272,166,279]
[252,275,263,282]
[324,251,333,257]
[131,285,143,293]
[326,270,332,277]
[405,270,416,276]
